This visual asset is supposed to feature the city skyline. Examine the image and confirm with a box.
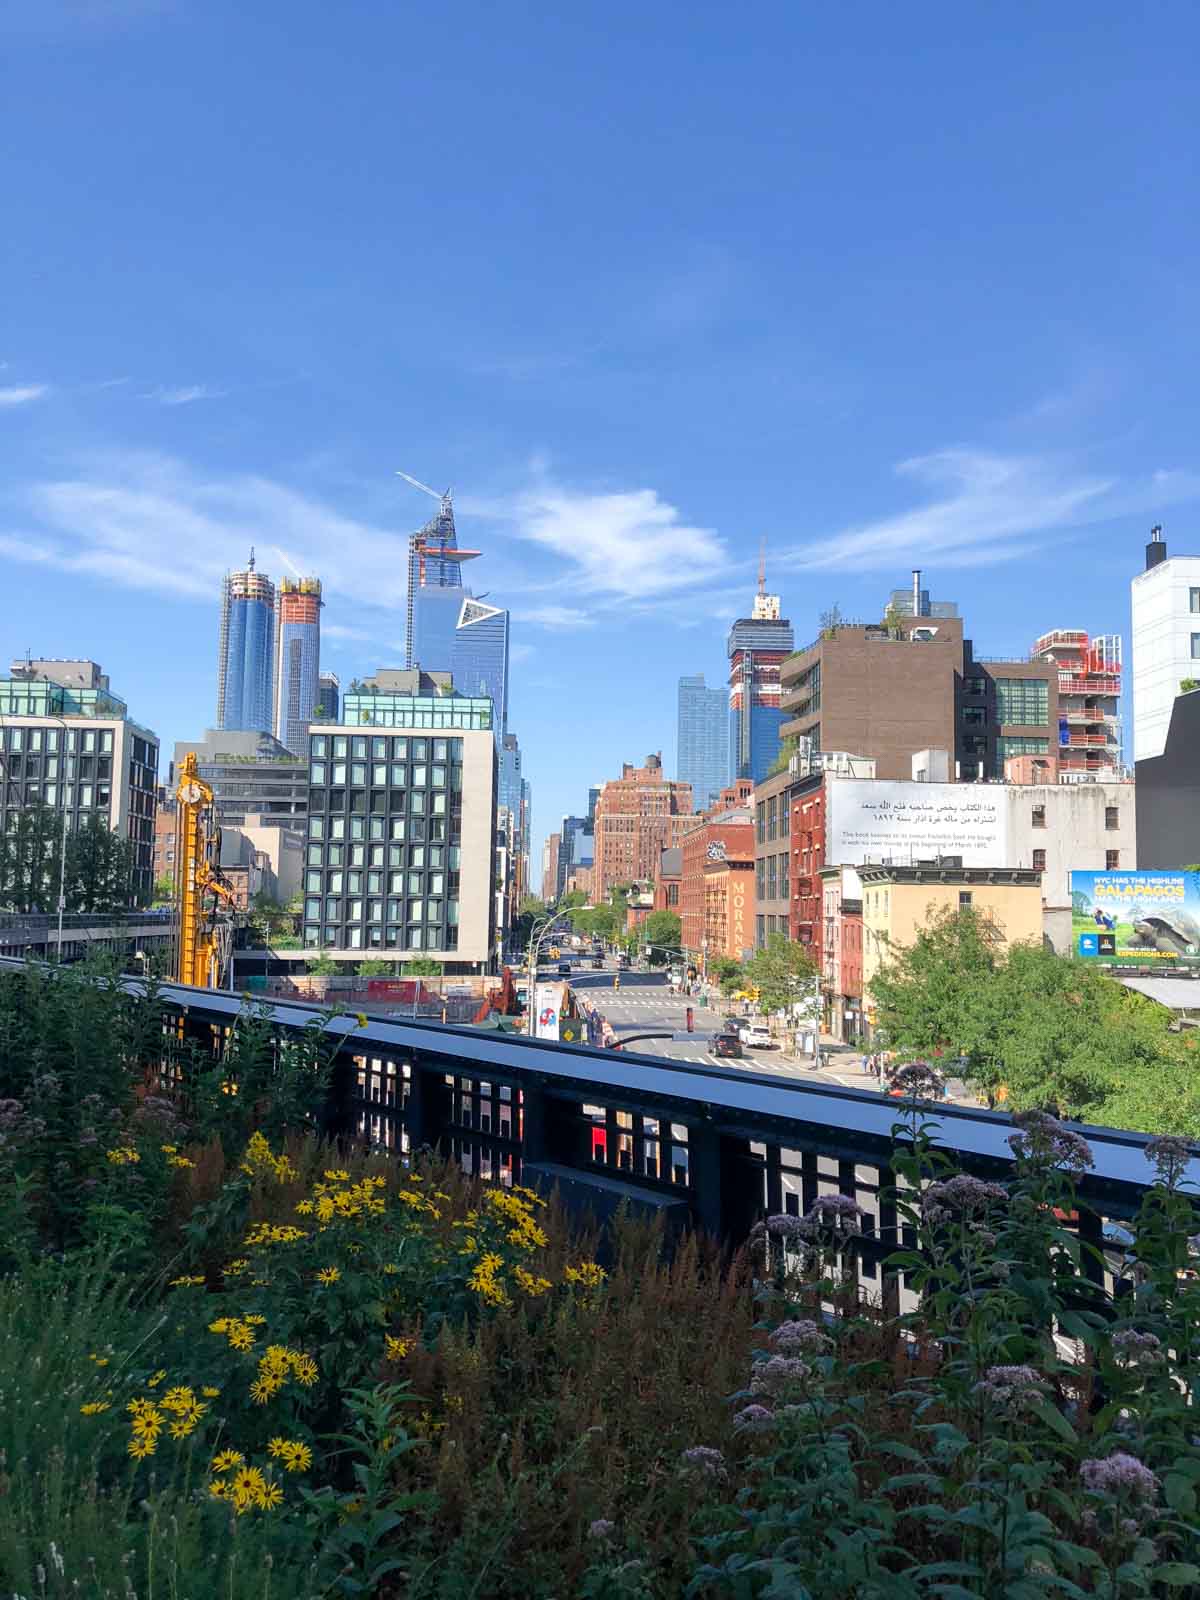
[3,4,1199,862]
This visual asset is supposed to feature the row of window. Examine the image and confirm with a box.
[755,913,789,946]
[305,869,457,898]
[2,726,116,753]
[754,852,790,903]
[309,813,459,845]
[303,924,460,951]
[303,897,459,925]
[307,841,460,870]
[311,734,464,762]
[310,761,459,790]
[2,783,112,812]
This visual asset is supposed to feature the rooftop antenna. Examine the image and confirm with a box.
[248,546,256,572]
[757,537,766,595]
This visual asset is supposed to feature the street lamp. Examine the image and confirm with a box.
[525,907,565,1040]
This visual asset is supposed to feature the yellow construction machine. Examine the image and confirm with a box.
[173,751,237,988]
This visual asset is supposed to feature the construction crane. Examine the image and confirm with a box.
[396,469,480,668]
[173,751,237,989]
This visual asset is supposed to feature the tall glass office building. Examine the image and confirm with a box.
[676,673,728,811]
[728,587,794,784]
[405,496,479,673]
[452,599,509,735]
[274,577,323,754]
[217,553,276,733]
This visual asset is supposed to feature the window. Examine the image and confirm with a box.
[766,796,777,841]
[962,706,986,726]
[1105,805,1119,831]
[1192,633,1200,659]
[964,676,986,697]
[994,677,1049,725]
[994,738,1048,776]
[1032,805,1046,828]
[1032,848,1046,870]
[958,891,973,908]
[1106,850,1120,870]
[1191,587,1200,613]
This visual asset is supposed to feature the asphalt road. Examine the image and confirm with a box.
[550,961,879,1090]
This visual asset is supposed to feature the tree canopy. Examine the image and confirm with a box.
[0,804,140,915]
[869,906,1200,1133]
[641,909,681,964]
[744,933,817,1015]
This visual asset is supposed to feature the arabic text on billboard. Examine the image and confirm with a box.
[828,780,1006,866]
[1070,870,1200,965]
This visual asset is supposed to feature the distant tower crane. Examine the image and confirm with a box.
[396,469,480,669]
[173,751,237,989]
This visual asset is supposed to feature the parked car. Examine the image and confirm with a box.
[557,961,571,977]
[712,1033,743,1059]
[743,1024,776,1050]
[724,1015,751,1035]
[592,957,604,969]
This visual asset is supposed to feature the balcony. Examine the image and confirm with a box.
[1063,731,1117,749]
[1060,705,1118,724]
[1059,674,1120,696]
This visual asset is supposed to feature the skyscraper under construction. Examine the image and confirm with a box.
[217,552,276,734]
[404,493,479,674]
[274,577,323,754]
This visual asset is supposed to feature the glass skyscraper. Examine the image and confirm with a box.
[405,496,479,673]
[727,587,795,784]
[676,673,728,811]
[217,552,276,733]
[452,598,509,735]
[274,577,322,754]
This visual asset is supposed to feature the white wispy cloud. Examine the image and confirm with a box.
[510,604,596,630]
[5,452,408,609]
[781,449,1200,572]
[323,622,372,641]
[509,642,536,664]
[145,384,226,406]
[0,384,49,407]
[503,480,728,601]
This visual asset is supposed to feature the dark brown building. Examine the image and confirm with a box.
[780,586,1060,783]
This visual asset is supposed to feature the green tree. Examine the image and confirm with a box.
[641,909,682,965]
[64,812,137,915]
[405,957,443,978]
[355,959,393,977]
[744,932,817,1015]
[868,906,1005,1075]
[0,803,61,914]
[305,955,339,975]
[152,874,174,904]
[559,888,587,909]
[710,956,745,996]
[571,903,619,944]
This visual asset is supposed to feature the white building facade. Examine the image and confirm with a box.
[1131,530,1200,762]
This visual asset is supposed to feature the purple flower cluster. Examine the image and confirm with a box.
[1143,1133,1195,1189]
[769,1319,832,1355]
[750,1355,812,1398]
[805,1194,865,1239]
[732,1403,775,1434]
[1111,1329,1163,1368]
[971,1364,1047,1415]
[1079,1452,1160,1504]
[890,1061,944,1099]
[679,1445,726,1478]
[921,1174,1008,1224]
[587,1519,615,1540]
[1008,1110,1094,1175]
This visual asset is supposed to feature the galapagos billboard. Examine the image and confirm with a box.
[1070,871,1200,965]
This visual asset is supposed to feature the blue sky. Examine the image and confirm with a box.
[3,0,1198,865]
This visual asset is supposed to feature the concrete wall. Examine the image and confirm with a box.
[1005,783,1136,905]
[456,728,497,966]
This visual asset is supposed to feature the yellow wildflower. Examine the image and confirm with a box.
[160,1144,177,1154]
[146,1370,167,1388]
[169,1274,205,1287]
[208,1478,228,1500]
[202,1386,220,1398]
[249,1375,282,1405]
[167,1154,195,1169]
[467,1252,510,1307]
[564,1262,607,1289]
[324,1169,350,1181]
[316,1266,340,1284]
[88,1353,110,1366]
[105,1147,140,1165]
[290,1353,319,1387]
[244,1314,268,1326]
[212,1449,244,1472]
[295,1200,314,1215]
[513,1266,552,1297]
[260,1481,283,1509]
[384,1335,411,1361]
[80,1401,110,1415]
[281,1440,312,1473]
[228,1324,255,1352]
[127,1435,156,1459]
[224,1259,249,1276]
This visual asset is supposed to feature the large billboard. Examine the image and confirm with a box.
[827,780,1007,867]
[1070,870,1200,965]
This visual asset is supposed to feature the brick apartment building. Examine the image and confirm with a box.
[592,754,693,900]
[679,782,754,960]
